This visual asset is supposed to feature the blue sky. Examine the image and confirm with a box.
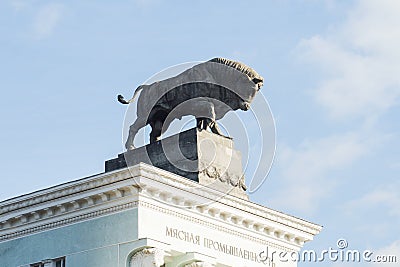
[1,0,399,266]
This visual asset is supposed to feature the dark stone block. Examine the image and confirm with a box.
[105,128,248,199]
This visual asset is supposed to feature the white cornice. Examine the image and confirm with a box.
[0,163,322,246]
[0,169,135,215]
[131,164,322,236]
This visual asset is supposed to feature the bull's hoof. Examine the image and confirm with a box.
[217,133,233,139]
[126,145,135,151]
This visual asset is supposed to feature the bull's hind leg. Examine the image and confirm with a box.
[125,119,145,150]
[150,120,163,143]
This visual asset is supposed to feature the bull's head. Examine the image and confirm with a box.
[252,77,264,90]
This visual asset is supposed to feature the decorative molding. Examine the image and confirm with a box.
[0,184,138,230]
[135,164,321,235]
[184,262,212,267]
[139,200,296,252]
[199,163,246,191]
[138,182,314,248]
[184,261,212,267]
[0,201,138,242]
[130,247,165,267]
[0,164,321,235]
[0,170,135,215]
[0,163,321,246]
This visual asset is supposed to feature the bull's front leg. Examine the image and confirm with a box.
[196,117,224,136]
[205,102,224,135]
[195,101,224,136]
[209,120,223,135]
[196,118,207,130]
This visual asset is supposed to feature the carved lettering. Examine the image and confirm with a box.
[166,226,200,245]
[166,225,267,264]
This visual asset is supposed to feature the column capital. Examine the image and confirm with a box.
[184,262,213,267]
[130,247,165,267]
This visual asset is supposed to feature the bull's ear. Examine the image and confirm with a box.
[252,77,263,84]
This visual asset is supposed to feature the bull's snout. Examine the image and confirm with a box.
[240,101,250,111]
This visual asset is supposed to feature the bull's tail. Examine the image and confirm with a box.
[117,85,144,105]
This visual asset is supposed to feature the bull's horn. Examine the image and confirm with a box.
[252,77,263,84]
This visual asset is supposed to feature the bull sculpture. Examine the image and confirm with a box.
[118,58,264,150]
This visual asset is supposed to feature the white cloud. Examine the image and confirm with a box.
[328,241,400,266]
[32,3,64,39]
[330,240,400,267]
[371,240,400,266]
[298,0,400,120]
[346,183,400,218]
[268,132,370,213]
[266,0,400,215]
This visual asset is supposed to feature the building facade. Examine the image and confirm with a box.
[0,162,321,267]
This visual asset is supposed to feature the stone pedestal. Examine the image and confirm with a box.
[106,128,248,199]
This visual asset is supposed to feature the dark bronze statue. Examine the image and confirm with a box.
[118,58,264,150]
